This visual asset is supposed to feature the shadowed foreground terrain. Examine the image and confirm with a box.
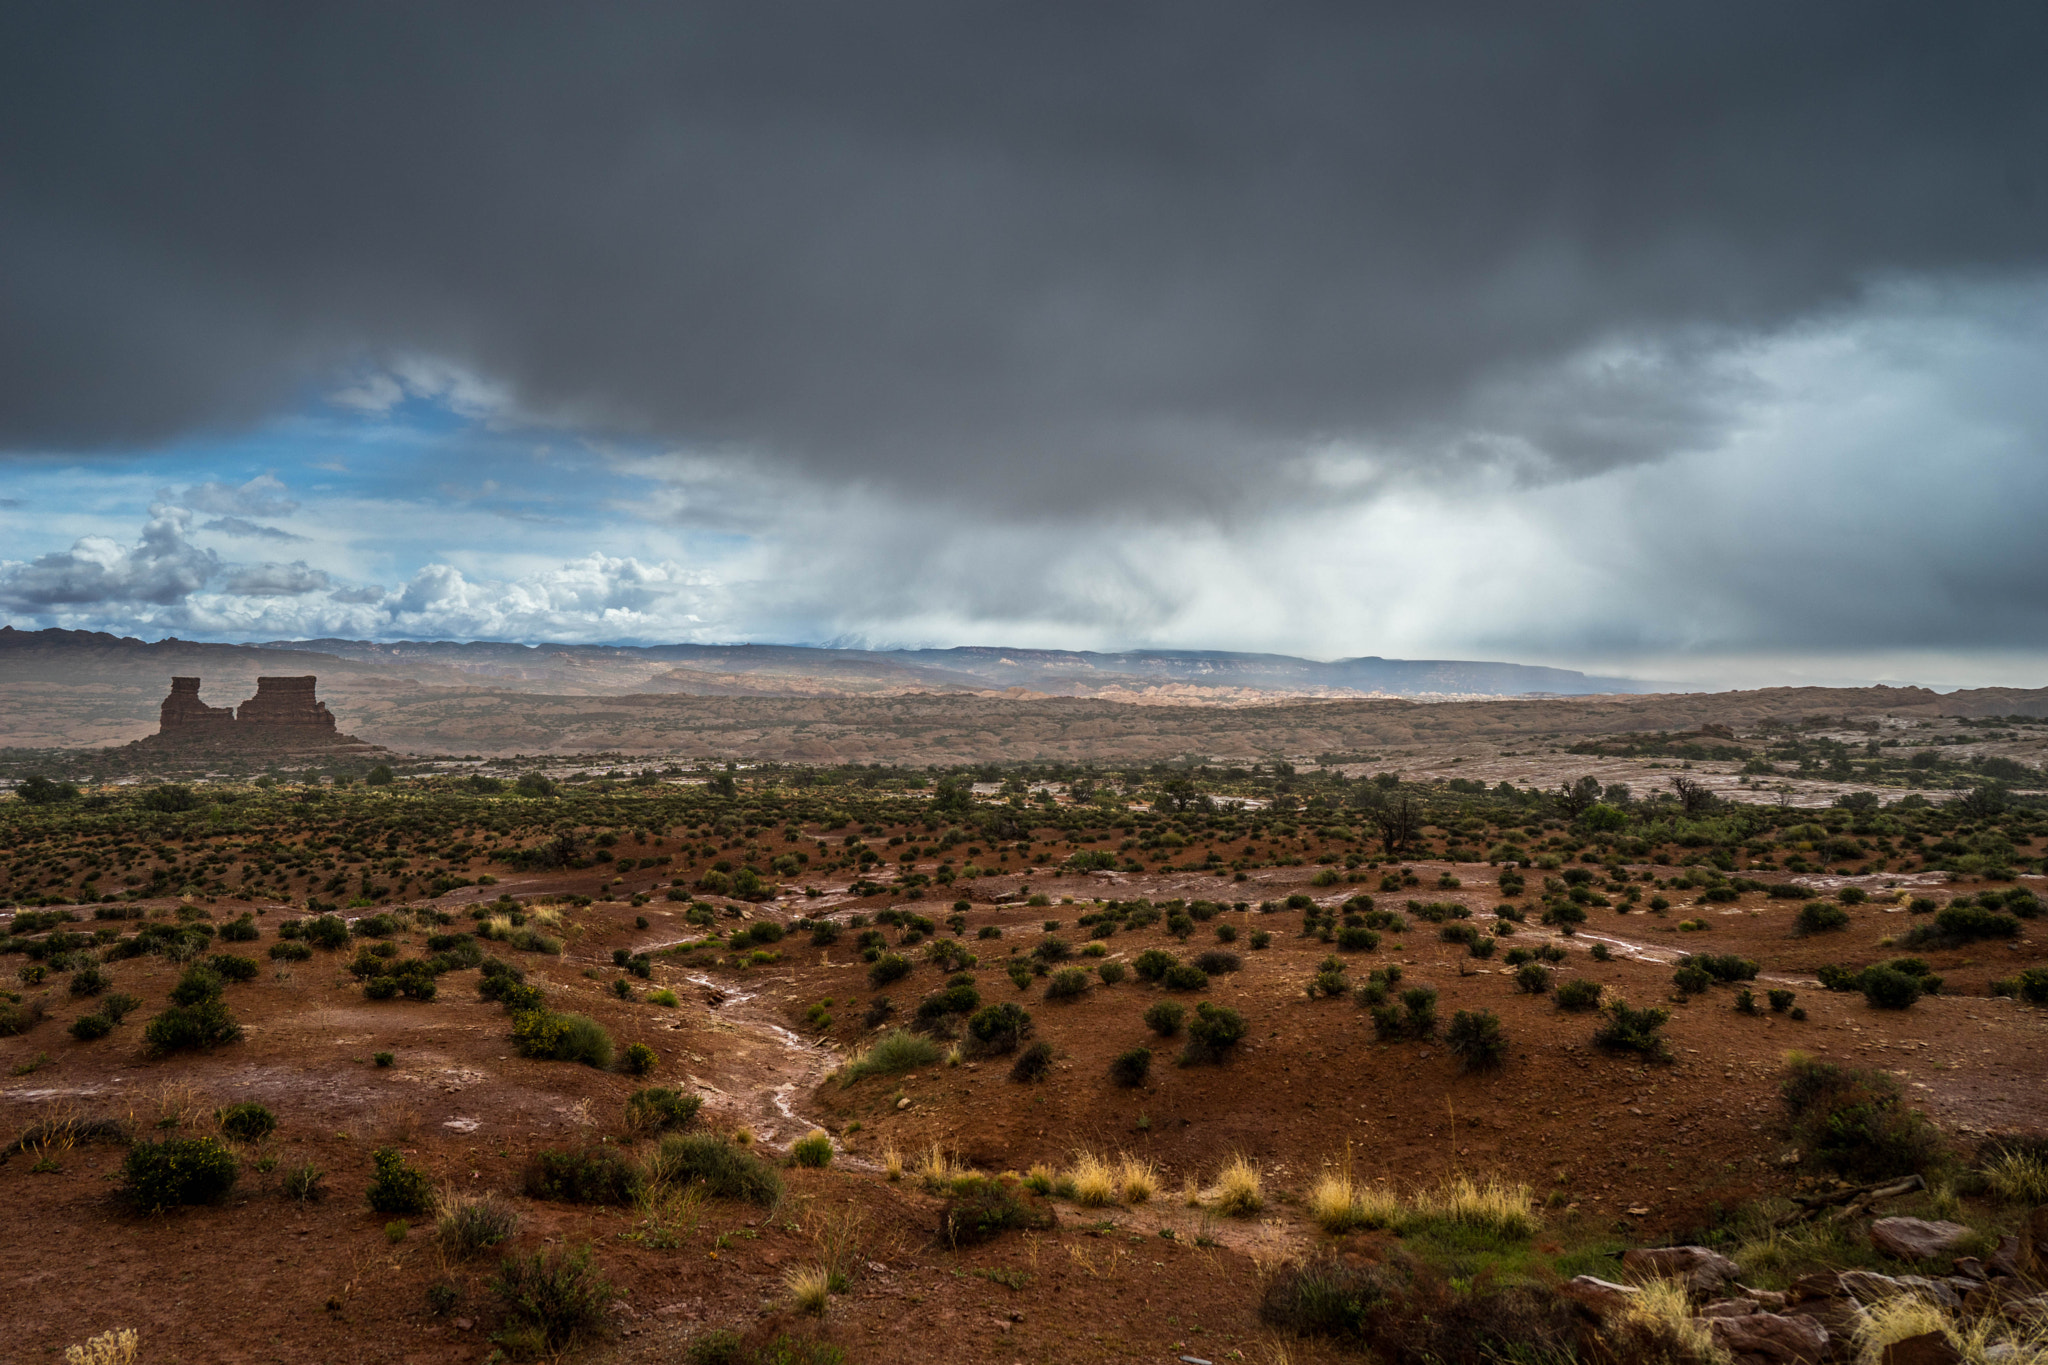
[3,763,2046,1363]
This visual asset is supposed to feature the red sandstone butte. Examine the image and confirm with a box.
[135,675,376,756]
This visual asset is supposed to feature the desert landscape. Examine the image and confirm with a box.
[2,652,2046,1363]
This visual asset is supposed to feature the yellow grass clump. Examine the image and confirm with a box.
[1211,1153,1264,1217]
[784,1263,832,1316]
[881,1144,904,1181]
[64,1332,138,1365]
[1067,1150,1118,1207]
[1413,1173,1536,1238]
[1986,1148,2048,1205]
[1117,1154,1158,1205]
[1619,1277,1724,1363]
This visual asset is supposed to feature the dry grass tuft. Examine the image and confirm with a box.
[1182,1174,1204,1208]
[1068,1150,1118,1207]
[1211,1153,1264,1217]
[64,1330,138,1365]
[1411,1172,1536,1238]
[1116,1154,1158,1205]
[1620,1277,1725,1363]
[915,1143,970,1193]
[881,1144,904,1181]
[1986,1149,2048,1206]
[1306,1143,1402,1233]
[785,1262,832,1315]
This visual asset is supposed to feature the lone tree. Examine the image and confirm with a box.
[1555,776,1602,817]
[1371,796,1421,856]
[1671,775,1715,814]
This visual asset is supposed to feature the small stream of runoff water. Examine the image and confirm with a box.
[675,971,843,1153]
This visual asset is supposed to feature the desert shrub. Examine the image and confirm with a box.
[1132,948,1177,982]
[840,1028,940,1083]
[1191,949,1241,975]
[1593,999,1672,1061]
[649,1132,784,1206]
[940,1175,1054,1247]
[1514,963,1552,994]
[268,940,313,962]
[621,1042,659,1076]
[525,1145,642,1205]
[367,1146,435,1215]
[1335,925,1380,952]
[1162,963,1209,992]
[1795,901,1850,935]
[1178,1002,1247,1065]
[143,996,241,1055]
[1306,958,1349,999]
[1249,928,1271,949]
[120,1136,239,1210]
[1445,1009,1508,1071]
[626,1087,702,1134]
[68,964,108,997]
[1780,1054,1943,1179]
[1010,1040,1055,1082]
[168,965,224,1006]
[303,914,349,950]
[69,1012,113,1041]
[1043,967,1090,1000]
[1904,904,2020,948]
[1681,953,1760,982]
[439,1192,519,1257]
[789,1129,834,1169]
[965,1002,1032,1055]
[1860,965,1923,1010]
[1994,967,2048,1004]
[1109,1047,1152,1088]
[217,1101,276,1143]
[510,1010,614,1068]
[1589,941,1611,961]
[1555,978,1602,1011]
[1260,1255,1390,1338]
[867,954,911,989]
[1672,964,1713,994]
[1096,960,1126,985]
[1768,988,1797,1012]
[1031,936,1072,962]
[282,1161,327,1202]
[1142,1000,1185,1036]
[490,1245,618,1356]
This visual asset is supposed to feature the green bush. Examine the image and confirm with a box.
[1515,963,1553,995]
[68,964,109,997]
[626,1087,702,1133]
[1143,1000,1185,1037]
[525,1146,643,1205]
[68,1012,113,1041]
[1097,960,1127,985]
[648,1133,784,1206]
[218,1101,277,1142]
[1043,967,1091,1000]
[1127,948,1172,982]
[143,996,241,1055]
[1555,978,1602,1011]
[790,1131,834,1168]
[367,1146,435,1215]
[1780,1055,1943,1179]
[1109,1047,1152,1088]
[1445,1009,1507,1072]
[1009,1040,1055,1082]
[1673,965,1713,994]
[1904,904,2020,948]
[841,1028,940,1083]
[1162,963,1209,991]
[867,953,911,989]
[1859,965,1923,1010]
[269,940,313,962]
[621,1041,658,1076]
[965,1003,1032,1055]
[510,1010,615,1068]
[490,1245,619,1356]
[941,1175,1054,1247]
[1593,1000,1671,1061]
[1178,1002,1247,1065]
[1795,901,1850,935]
[120,1136,239,1210]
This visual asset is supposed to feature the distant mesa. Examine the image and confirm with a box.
[136,675,377,756]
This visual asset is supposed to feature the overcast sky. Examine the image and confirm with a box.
[4,3,2047,689]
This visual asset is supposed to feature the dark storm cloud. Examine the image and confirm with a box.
[3,2,2047,511]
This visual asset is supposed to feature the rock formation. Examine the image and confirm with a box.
[129,676,378,758]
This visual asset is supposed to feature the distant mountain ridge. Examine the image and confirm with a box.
[255,636,1651,698]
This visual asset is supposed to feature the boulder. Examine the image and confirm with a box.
[1559,1275,1638,1317]
[1894,1276,1961,1310]
[1838,1270,1906,1304]
[1708,1310,1830,1364]
[1880,1331,1963,1365]
[1622,1245,1742,1295]
[1701,1298,1762,1318]
[1871,1218,1971,1261]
